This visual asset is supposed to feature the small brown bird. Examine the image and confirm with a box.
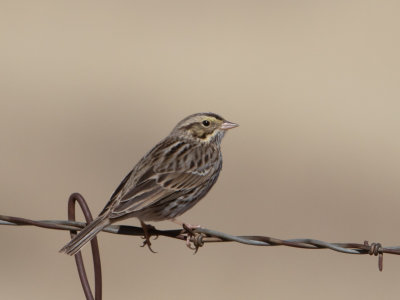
[60,112,238,255]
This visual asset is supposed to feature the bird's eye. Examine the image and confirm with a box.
[202,120,210,127]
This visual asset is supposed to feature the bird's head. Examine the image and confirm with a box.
[171,112,238,144]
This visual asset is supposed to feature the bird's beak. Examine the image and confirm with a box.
[220,121,239,130]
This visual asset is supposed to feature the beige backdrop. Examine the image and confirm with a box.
[1,1,400,299]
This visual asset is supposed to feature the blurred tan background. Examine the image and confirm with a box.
[1,1,400,299]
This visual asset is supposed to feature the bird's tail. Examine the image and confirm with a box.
[59,216,110,256]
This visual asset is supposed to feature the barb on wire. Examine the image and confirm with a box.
[1,193,399,299]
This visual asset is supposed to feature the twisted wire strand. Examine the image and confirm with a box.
[1,214,399,269]
[1,215,399,254]
[1,215,399,256]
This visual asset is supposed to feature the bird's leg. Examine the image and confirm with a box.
[170,218,201,249]
[140,220,157,253]
[170,218,201,229]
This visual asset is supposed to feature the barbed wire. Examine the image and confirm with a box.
[1,193,399,300]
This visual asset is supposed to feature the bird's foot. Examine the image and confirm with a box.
[170,218,203,251]
[182,223,203,252]
[140,221,157,253]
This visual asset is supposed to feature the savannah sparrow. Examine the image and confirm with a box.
[60,112,238,255]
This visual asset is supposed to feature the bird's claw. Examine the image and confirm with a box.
[182,223,203,254]
[140,237,157,253]
[140,221,157,253]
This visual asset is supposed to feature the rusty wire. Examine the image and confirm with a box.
[68,193,102,300]
[1,193,400,299]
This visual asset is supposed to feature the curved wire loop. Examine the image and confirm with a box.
[67,193,102,300]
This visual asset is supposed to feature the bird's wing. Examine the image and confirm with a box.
[108,141,219,218]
